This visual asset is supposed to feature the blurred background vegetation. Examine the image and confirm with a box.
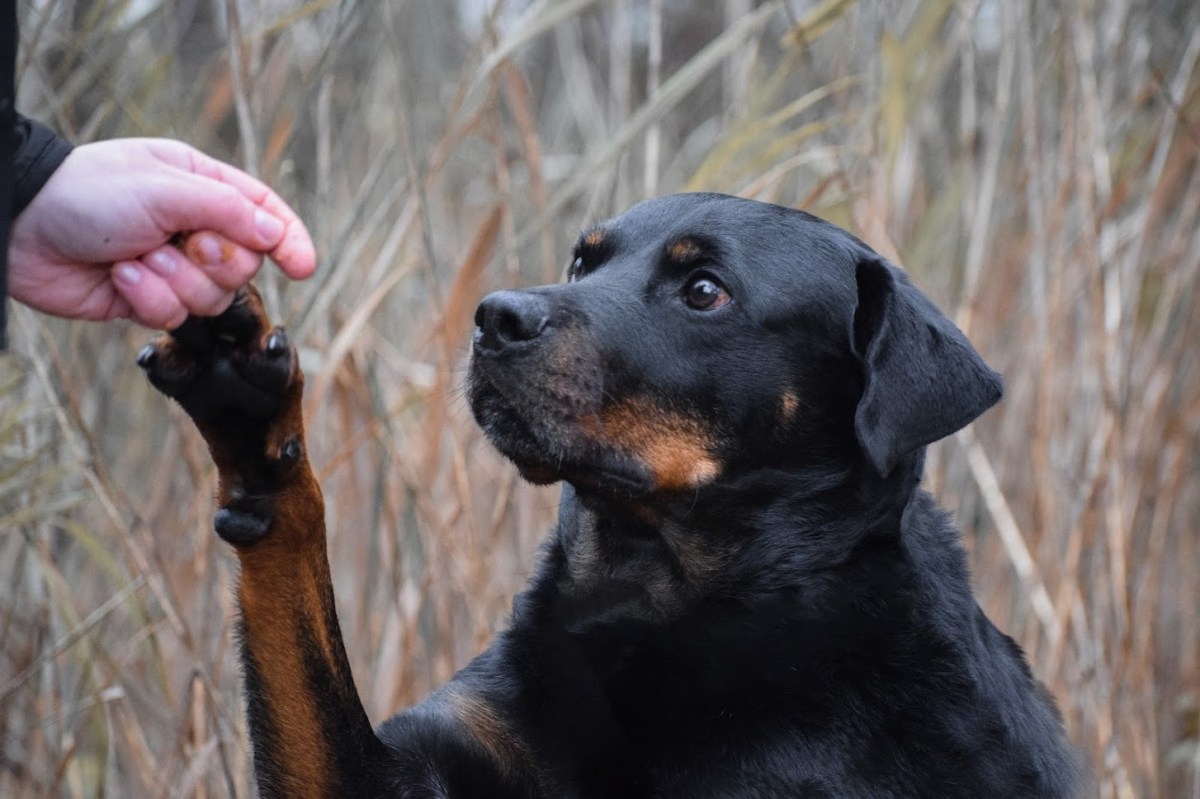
[2,0,1198,796]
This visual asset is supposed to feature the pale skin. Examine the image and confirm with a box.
[8,138,317,330]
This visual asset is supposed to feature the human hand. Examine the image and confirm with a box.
[8,138,317,329]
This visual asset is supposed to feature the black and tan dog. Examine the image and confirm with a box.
[139,193,1076,797]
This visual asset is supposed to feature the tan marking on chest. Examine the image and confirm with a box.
[444,686,531,778]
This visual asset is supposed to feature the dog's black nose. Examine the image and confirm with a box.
[473,291,551,353]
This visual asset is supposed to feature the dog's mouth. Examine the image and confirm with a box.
[468,352,721,498]
[468,360,651,496]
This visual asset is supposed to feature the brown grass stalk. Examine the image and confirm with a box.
[2,2,1196,796]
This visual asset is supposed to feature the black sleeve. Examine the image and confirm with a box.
[13,113,73,216]
[1,116,73,350]
[2,0,75,350]
[2,0,14,350]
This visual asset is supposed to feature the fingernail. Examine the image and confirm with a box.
[196,235,224,265]
[115,264,142,285]
[254,209,285,243]
[146,250,177,275]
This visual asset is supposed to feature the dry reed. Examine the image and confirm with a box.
[1,1,1197,796]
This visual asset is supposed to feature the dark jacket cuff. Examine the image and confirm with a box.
[13,114,72,215]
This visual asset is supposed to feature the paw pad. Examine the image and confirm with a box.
[214,505,273,546]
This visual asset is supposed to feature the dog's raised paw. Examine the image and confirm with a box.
[137,286,298,424]
[138,285,310,546]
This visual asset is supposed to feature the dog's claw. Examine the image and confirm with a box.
[281,436,302,462]
[136,344,157,369]
[266,329,289,358]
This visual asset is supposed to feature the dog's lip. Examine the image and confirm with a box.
[470,352,674,498]
[514,462,560,485]
[496,433,655,498]
[563,461,654,497]
[471,376,656,497]
[510,457,652,497]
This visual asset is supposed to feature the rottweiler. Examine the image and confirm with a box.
[139,193,1077,797]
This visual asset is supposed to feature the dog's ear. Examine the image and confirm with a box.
[851,256,1003,477]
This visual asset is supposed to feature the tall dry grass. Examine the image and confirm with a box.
[1,1,1197,796]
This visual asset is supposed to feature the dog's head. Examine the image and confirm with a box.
[468,193,1001,501]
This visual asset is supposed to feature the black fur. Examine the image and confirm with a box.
[153,194,1077,797]
[372,193,1075,796]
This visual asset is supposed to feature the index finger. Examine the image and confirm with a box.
[147,139,318,280]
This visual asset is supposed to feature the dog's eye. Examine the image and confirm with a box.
[568,256,584,282]
[684,275,730,311]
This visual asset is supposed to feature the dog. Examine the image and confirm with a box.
[139,193,1076,798]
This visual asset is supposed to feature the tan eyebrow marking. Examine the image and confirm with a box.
[668,237,704,263]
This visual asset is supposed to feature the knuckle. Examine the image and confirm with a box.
[139,295,186,330]
[193,290,236,318]
[207,252,263,289]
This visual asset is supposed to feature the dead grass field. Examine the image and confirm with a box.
[2,1,1198,796]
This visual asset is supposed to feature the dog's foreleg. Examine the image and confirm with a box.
[139,288,390,798]
[219,416,389,798]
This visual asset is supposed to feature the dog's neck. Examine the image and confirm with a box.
[550,492,724,626]
[548,460,921,628]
